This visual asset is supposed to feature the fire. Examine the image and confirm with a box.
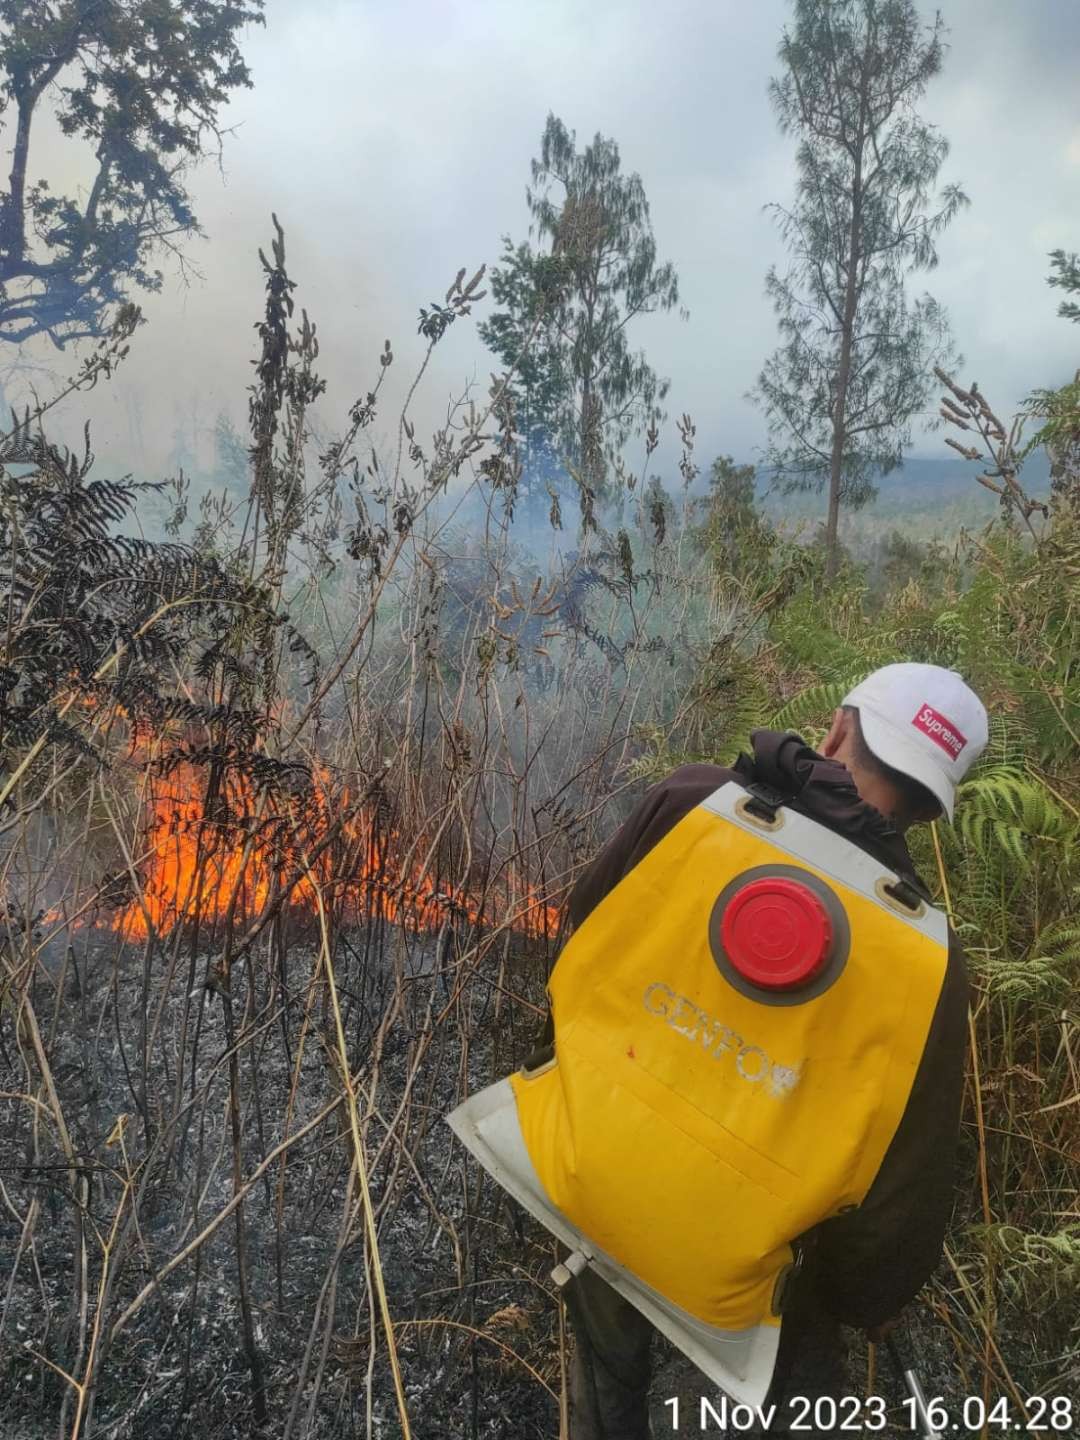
[107,760,559,942]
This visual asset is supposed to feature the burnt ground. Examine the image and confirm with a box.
[1,921,563,1440]
[1,922,1075,1439]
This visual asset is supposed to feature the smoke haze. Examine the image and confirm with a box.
[6,0,1079,485]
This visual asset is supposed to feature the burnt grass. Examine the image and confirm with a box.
[1,919,564,1439]
[1,921,1071,1438]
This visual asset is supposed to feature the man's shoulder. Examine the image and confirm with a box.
[652,761,742,798]
[641,762,746,830]
[568,763,745,928]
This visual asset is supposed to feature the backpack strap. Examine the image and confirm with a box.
[740,781,793,825]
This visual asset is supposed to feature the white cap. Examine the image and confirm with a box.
[841,663,988,821]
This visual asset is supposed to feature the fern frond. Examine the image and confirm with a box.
[976,952,1072,1006]
[768,680,850,734]
[956,766,1076,869]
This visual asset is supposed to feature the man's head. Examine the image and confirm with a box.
[820,663,988,831]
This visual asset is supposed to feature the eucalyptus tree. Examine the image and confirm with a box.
[754,0,965,575]
[0,0,264,348]
[480,113,680,523]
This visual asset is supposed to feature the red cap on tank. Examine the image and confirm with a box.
[720,877,833,990]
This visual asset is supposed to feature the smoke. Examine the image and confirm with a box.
[5,0,1078,500]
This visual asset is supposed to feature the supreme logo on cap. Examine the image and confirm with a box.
[913,703,967,759]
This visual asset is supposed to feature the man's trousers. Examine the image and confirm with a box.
[563,1263,849,1439]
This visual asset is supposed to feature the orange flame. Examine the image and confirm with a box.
[106,761,559,942]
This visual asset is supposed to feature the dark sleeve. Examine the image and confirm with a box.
[568,763,737,929]
[809,935,970,1329]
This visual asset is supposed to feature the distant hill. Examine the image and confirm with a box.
[756,451,1051,519]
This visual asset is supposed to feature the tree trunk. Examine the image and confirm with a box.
[825,157,865,579]
[580,365,592,479]
[578,304,599,524]
[2,96,35,266]
[2,59,67,271]
[825,289,856,578]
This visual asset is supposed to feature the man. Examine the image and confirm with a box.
[553,662,988,1438]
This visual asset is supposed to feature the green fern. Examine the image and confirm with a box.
[955,766,1075,871]
[768,680,852,736]
[977,952,1072,1006]
[980,713,1037,770]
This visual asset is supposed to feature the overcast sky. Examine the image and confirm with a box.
[10,0,1080,483]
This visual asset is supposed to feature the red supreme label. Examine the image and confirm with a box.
[913,703,967,758]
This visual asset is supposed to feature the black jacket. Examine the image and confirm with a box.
[552,729,969,1329]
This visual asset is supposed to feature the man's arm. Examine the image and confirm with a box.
[568,764,735,929]
[809,937,970,1328]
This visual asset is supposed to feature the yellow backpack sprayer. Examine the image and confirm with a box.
[448,780,950,1407]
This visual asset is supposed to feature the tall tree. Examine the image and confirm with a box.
[754,0,965,575]
[0,0,264,348]
[480,113,680,523]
